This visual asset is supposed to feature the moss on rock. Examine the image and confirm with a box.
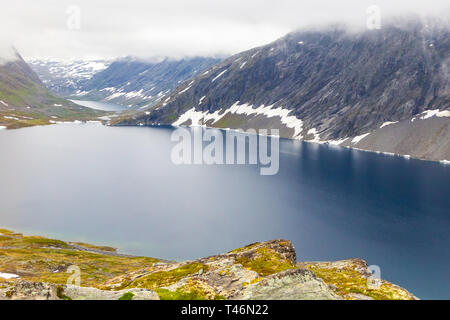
[126,263,208,290]
[235,248,295,276]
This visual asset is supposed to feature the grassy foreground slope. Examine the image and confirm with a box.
[0,228,417,300]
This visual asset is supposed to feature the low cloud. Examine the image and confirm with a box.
[1,0,449,60]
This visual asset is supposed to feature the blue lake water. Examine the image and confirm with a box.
[70,99,129,112]
[0,122,449,299]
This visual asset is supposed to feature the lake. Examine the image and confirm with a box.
[70,99,129,112]
[0,122,449,299]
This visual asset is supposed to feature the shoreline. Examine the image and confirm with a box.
[113,122,450,166]
[2,116,449,165]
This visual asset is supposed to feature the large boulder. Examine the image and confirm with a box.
[232,268,341,300]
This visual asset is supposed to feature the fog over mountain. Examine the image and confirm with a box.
[0,45,19,65]
[114,18,450,162]
[1,0,449,60]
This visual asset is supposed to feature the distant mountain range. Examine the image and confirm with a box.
[0,50,104,129]
[30,56,220,109]
[28,59,111,96]
[114,19,450,162]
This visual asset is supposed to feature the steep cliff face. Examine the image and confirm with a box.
[114,19,450,161]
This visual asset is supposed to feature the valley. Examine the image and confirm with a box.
[31,56,221,109]
[0,10,449,302]
[0,49,107,129]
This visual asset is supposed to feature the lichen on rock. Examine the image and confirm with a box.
[0,229,418,300]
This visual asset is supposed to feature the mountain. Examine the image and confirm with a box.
[0,49,104,129]
[28,59,111,96]
[71,57,221,108]
[114,19,450,162]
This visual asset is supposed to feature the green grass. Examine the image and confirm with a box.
[118,292,134,300]
[126,263,207,289]
[156,288,206,300]
[0,229,13,235]
[235,248,295,276]
[56,286,72,300]
[164,114,178,122]
[228,242,260,254]
[0,68,107,130]
[303,264,415,300]
[0,229,160,288]
[155,279,225,300]
[70,242,117,252]
[22,237,70,248]
[213,114,249,129]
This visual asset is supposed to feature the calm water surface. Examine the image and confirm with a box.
[70,100,129,112]
[0,123,448,299]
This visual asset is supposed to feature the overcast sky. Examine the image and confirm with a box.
[1,0,449,61]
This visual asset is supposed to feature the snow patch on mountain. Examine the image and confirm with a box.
[352,133,371,144]
[380,121,398,128]
[179,85,192,94]
[212,70,228,82]
[419,109,450,119]
[306,128,321,143]
[327,138,348,146]
[172,102,305,139]
[28,59,111,95]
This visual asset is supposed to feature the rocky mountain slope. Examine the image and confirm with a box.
[0,49,104,129]
[114,18,450,162]
[28,59,111,96]
[69,57,221,108]
[0,228,416,300]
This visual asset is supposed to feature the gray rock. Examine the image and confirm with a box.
[232,268,342,300]
[347,293,374,300]
[63,286,159,300]
[0,280,159,300]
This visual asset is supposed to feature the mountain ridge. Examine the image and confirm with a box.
[0,49,104,129]
[66,56,221,108]
[28,59,111,96]
[113,19,450,161]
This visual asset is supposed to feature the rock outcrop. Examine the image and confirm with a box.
[0,229,417,300]
[0,281,159,300]
[233,268,341,300]
[100,239,416,300]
